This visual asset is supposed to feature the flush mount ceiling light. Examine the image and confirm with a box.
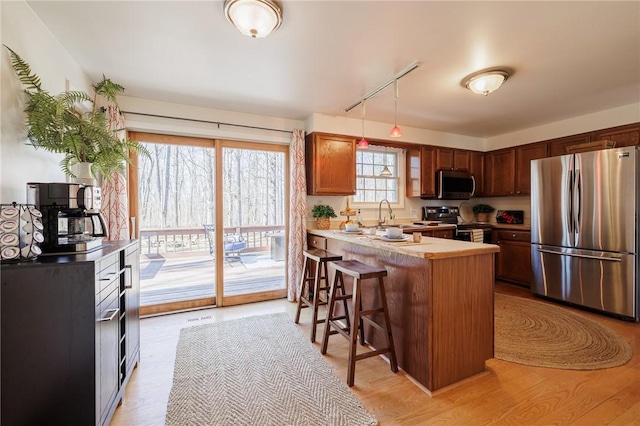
[357,100,369,148]
[224,0,283,38]
[463,69,510,96]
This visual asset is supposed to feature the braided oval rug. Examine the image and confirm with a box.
[166,312,377,426]
[495,293,633,370]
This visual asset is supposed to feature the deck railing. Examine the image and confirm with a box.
[139,225,285,255]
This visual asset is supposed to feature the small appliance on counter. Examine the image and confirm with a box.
[27,182,108,254]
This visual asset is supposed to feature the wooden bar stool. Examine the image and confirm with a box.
[294,249,345,342]
[321,259,398,387]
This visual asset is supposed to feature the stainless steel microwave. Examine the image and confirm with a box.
[435,170,475,199]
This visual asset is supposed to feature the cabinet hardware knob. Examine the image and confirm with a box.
[512,234,516,237]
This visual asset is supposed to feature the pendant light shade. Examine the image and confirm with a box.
[380,165,392,176]
[463,70,510,96]
[389,80,403,138]
[358,101,368,149]
[224,0,283,38]
[379,146,392,176]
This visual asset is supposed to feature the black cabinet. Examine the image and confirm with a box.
[1,240,140,426]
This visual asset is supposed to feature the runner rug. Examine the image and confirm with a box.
[165,312,377,426]
[495,293,633,370]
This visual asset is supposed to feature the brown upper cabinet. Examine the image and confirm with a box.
[406,145,436,198]
[306,133,356,195]
[593,123,640,148]
[515,142,548,195]
[436,148,471,171]
[469,151,484,197]
[549,133,592,157]
[483,148,516,196]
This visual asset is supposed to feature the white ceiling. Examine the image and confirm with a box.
[27,1,640,138]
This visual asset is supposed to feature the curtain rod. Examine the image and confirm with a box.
[343,61,421,113]
[120,110,294,135]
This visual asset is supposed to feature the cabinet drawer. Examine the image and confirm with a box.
[496,230,530,242]
[432,229,454,239]
[96,261,120,299]
[308,235,327,250]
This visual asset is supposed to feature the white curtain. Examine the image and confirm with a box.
[287,129,307,301]
[100,105,130,240]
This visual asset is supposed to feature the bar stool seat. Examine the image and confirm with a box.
[294,248,344,342]
[321,259,398,387]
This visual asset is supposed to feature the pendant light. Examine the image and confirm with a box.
[357,100,369,148]
[389,80,402,138]
[380,146,392,177]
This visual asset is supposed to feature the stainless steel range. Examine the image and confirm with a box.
[422,206,492,243]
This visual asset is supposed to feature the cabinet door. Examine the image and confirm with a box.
[97,288,119,422]
[469,151,484,197]
[453,150,470,171]
[420,146,436,197]
[549,133,591,157]
[436,148,454,170]
[593,123,640,148]
[483,149,515,196]
[495,240,531,286]
[515,142,548,195]
[124,244,140,375]
[306,133,356,195]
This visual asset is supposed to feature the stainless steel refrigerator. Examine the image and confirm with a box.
[531,146,638,321]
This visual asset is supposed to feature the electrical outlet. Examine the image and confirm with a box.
[410,208,416,215]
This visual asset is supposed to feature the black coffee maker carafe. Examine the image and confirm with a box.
[27,182,109,253]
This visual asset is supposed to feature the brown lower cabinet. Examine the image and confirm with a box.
[415,228,454,239]
[493,229,531,287]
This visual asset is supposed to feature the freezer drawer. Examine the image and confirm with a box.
[531,244,637,320]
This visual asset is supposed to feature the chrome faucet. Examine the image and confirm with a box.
[378,199,393,227]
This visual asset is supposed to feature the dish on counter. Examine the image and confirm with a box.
[341,229,364,234]
[378,235,410,242]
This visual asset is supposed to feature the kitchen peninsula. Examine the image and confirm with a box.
[308,229,499,393]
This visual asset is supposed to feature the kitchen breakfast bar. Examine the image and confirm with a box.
[307,229,500,393]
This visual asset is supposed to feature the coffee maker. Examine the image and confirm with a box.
[27,182,108,253]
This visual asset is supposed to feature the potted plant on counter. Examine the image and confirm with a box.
[311,204,336,230]
[5,45,149,183]
[473,204,495,223]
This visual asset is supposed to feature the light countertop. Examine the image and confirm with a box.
[308,229,499,260]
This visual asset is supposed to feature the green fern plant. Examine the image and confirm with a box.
[4,45,149,181]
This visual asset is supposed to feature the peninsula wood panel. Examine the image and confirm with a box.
[323,236,494,391]
[431,254,494,390]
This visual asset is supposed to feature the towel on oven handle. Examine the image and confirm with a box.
[470,229,484,243]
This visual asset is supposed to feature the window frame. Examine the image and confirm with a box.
[350,145,406,210]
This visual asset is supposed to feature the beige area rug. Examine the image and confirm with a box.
[166,312,377,426]
[494,293,633,370]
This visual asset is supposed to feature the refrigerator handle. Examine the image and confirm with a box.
[567,157,574,235]
[573,155,581,235]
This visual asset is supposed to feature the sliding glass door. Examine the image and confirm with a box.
[129,133,288,315]
[220,142,288,306]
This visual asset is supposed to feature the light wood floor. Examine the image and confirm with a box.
[111,282,640,425]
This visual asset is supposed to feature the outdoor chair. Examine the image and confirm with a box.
[203,224,247,267]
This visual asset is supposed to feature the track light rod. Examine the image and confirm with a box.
[344,61,420,113]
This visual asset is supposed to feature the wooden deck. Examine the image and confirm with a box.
[140,251,285,306]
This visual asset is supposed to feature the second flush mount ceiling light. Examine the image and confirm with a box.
[224,0,283,38]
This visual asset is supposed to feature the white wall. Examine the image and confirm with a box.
[307,113,485,150]
[1,1,93,203]
[485,103,640,151]
[119,96,304,145]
